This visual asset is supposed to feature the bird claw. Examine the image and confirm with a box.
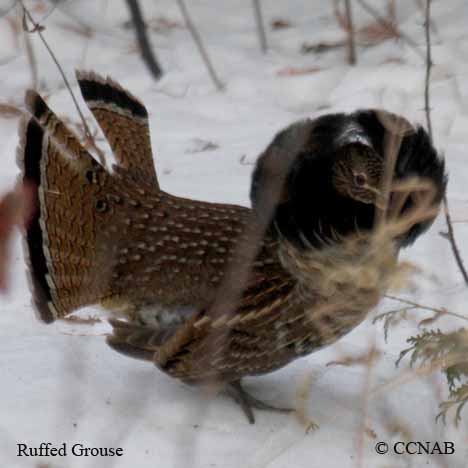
[224,381,294,424]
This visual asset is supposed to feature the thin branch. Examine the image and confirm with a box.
[22,14,38,89]
[423,1,433,140]
[415,0,438,34]
[176,0,224,91]
[423,0,468,287]
[125,0,163,81]
[20,2,107,167]
[344,0,357,65]
[442,197,468,286]
[252,0,267,53]
[355,0,425,59]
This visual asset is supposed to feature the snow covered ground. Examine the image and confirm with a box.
[1,0,468,467]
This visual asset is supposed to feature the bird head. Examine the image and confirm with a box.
[250,110,447,250]
[331,142,383,206]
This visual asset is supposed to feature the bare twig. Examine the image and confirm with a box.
[423,0,468,287]
[176,0,224,91]
[344,0,357,65]
[423,2,433,140]
[21,15,38,89]
[20,2,107,167]
[355,0,425,59]
[125,0,163,81]
[415,0,438,34]
[442,199,468,286]
[252,0,267,53]
[374,115,405,227]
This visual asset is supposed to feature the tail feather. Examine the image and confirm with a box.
[75,70,159,187]
[18,91,116,322]
[18,114,55,322]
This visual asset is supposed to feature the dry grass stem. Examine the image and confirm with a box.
[295,372,319,432]
[373,111,413,227]
[327,347,381,368]
[355,342,378,468]
[20,2,107,167]
[281,176,441,325]
[384,295,468,324]
[372,350,468,398]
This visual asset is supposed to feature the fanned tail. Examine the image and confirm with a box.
[18,72,160,323]
[18,91,116,322]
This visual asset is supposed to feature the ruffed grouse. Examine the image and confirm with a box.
[18,71,446,423]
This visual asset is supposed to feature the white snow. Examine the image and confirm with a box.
[1,1,467,467]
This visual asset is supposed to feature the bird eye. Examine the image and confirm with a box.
[95,199,108,213]
[354,173,367,187]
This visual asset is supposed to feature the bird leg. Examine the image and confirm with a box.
[224,380,294,424]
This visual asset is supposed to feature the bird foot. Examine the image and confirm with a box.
[224,381,294,424]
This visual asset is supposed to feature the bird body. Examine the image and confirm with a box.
[18,71,446,422]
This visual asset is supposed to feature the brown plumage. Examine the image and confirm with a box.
[18,71,446,423]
